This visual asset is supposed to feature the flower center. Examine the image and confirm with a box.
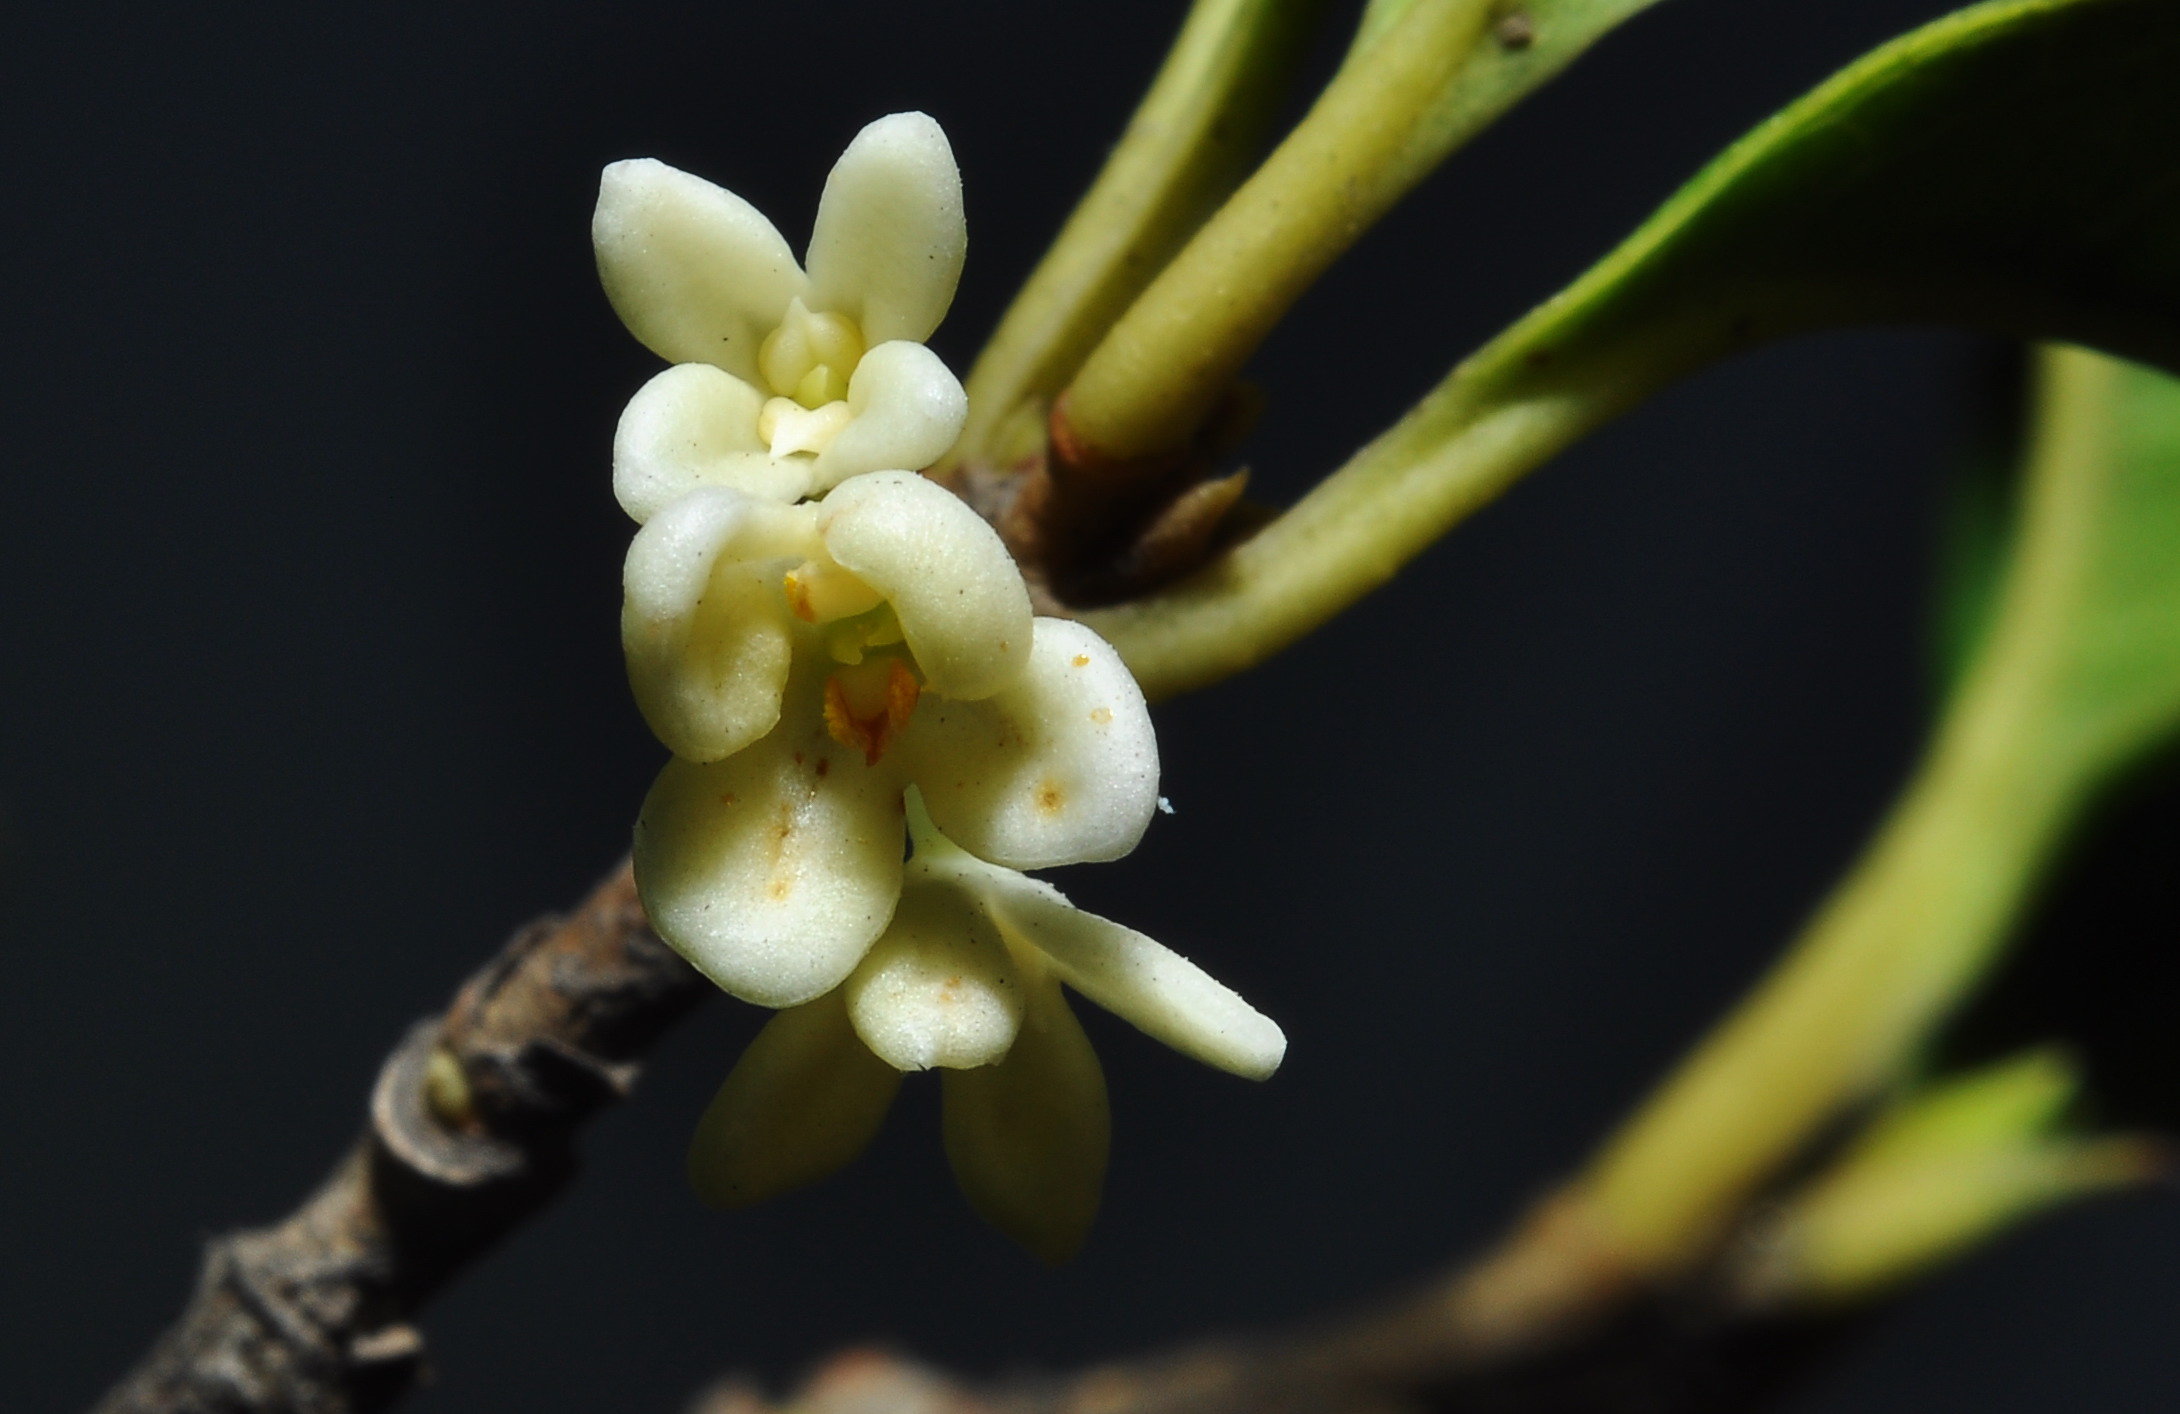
[783,557,882,625]
[784,558,910,665]
[756,296,865,458]
[822,655,920,766]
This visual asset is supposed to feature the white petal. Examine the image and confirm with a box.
[900,618,1158,868]
[845,879,1023,1071]
[621,488,818,761]
[687,988,902,1208]
[809,341,969,491]
[940,976,1108,1264]
[634,723,907,1008]
[972,866,1286,1082]
[805,113,966,345]
[594,158,808,382]
[615,364,815,522]
[817,471,1031,700]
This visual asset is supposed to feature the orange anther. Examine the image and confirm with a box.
[823,657,923,766]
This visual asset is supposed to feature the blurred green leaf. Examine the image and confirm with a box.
[1930,450,2018,698]
[1928,353,2029,701]
[2011,350,2180,779]
[1746,1049,2160,1306]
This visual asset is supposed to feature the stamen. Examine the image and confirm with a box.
[824,604,905,664]
[793,362,850,409]
[758,397,852,457]
[782,558,884,624]
[822,657,922,766]
[758,297,866,404]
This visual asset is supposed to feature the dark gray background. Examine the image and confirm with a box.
[6,0,2179,1409]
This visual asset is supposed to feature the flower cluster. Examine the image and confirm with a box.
[595,113,1283,1259]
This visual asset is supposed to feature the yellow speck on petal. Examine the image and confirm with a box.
[763,804,797,901]
[1071,654,1090,668]
[1089,706,1112,724]
[1035,780,1066,815]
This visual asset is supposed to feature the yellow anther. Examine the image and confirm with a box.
[822,656,921,765]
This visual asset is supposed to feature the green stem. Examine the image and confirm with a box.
[1578,685,2081,1269]
[1572,347,2134,1271]
[950,0,1326,471]
[1082,316,1676,701]
[1059,0,1498,466]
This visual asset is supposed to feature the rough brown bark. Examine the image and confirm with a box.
[94,859,709,1414]
[94,859,1862,1414]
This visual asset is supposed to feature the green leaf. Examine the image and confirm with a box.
[1749,1049,2160,1306]
[1094,0,2180,700]
[1516,0,2180,399]
[1930,445,2019,698]
[2005,348,2180,778]
[1928,353,2030,700]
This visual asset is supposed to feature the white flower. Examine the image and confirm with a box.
[628,472,1162,1008]
[683,791,1286,1263]
[600,107,1289,1263]
[595,112,970,518]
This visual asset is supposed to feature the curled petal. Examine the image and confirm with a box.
[940,974,1108,1265]
[805,112,966,346]
[615,364,816,522]
[845,880,1023,1071]
[818,471,1031,700]
[687,988,902,1209]
[634,726,906,1008]
[972,865,1285,1082]
[594,158,808,382]
[903,618,1158,868]
[809,341,969,491]
[622,488,818,761]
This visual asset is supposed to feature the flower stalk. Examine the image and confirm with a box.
[1052,0,1497,470]
[952,0,1328,472]
[1082,316,1660,699]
